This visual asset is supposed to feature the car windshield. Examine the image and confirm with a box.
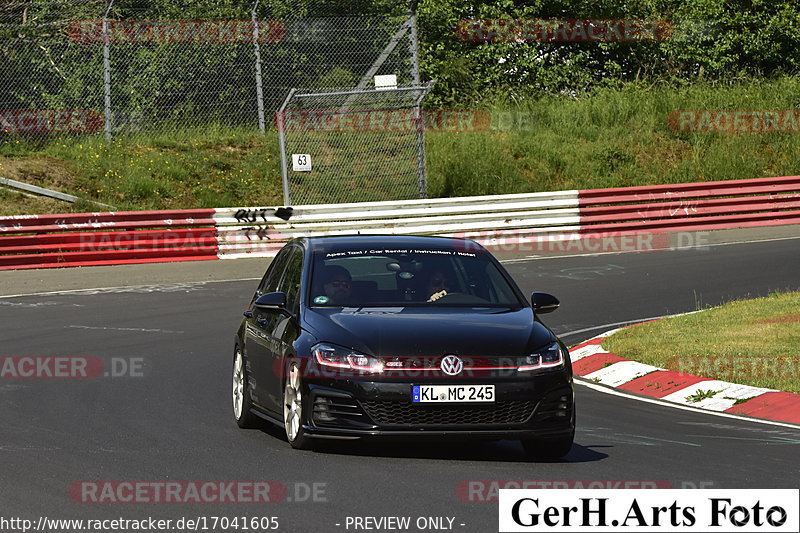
[309,246,523,307]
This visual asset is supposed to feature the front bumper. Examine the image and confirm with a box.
[302,371,574,441]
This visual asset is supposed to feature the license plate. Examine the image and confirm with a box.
[412,385,495,403]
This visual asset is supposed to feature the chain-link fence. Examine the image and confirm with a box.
[277,82,432,205]
[1,0,417,139]
[1,0,108,137]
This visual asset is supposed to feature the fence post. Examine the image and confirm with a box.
[102,0,115,143]
[277,88,297,205]
[408,1,426,198]
[252,0,266,133]
[413,82,435,200]
[408,0,421,86]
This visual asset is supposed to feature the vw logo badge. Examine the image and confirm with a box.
[440,355,463,376]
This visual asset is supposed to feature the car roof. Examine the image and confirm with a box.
[300,234,482,252]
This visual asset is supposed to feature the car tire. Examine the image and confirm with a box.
[233,346,261,429]
[283,362,314,450]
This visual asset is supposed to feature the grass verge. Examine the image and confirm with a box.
[602,291,800,394]
[2,77,800,214]
[0,125,283,214]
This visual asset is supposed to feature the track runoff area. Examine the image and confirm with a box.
[0,224,799,532]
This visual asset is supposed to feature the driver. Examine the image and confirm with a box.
[321,265,352,305]
[426,270,451,302]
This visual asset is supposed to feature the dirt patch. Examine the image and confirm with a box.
[0,156,82,215]
[0,188,79,216]
[0,155,78,190]
[753,314,800,324]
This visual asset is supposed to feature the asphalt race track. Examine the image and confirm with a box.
[1,234,800,532]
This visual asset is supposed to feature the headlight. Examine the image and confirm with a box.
[518,341,565,372]
[312,343,385,374]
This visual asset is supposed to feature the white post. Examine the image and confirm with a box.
[252,0,266,132]
[102,0,115,143]
[277,88,297,205]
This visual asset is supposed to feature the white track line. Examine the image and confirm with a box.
[560,311,702,340]
[0,277,261,299]
[577,378,800,430]
[571,314,800,430]
[558,316,677,339]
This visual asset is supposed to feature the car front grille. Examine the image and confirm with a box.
[359,399,535,427]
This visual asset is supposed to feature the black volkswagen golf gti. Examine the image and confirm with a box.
[232,235,574,459]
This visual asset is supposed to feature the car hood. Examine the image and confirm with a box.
[302,306,555,357]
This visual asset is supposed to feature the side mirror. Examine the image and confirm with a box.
[531,292,560,314]
[254,291,287,310]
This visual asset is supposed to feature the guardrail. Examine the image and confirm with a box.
[214,190,580,259]
[0,210,218,270]
[578,175,800,233]
[1,176,799,270]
